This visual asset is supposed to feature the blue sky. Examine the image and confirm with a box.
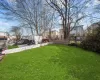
[0,0,100,33]
[0,13,19,32]
[0,18,19,32]
[77,0,100,30]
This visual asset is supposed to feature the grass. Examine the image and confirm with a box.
[0,44,100,80]
[8,45,18,49]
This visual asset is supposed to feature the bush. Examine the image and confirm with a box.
[68,43,78,46]
[68,43,81,47]
[81,26,100,53]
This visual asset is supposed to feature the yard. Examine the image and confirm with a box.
[8,45,18,49]
[0,44,100,80]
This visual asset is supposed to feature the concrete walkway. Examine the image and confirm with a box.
[3,42,53,54]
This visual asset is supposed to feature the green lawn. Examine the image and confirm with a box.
[0,44,100,80]
[8,45,18,49]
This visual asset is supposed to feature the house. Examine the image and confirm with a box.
[59,29,64,40]
[42,25,84,41]
[50,30,59,40]
[70,25,84,36]
[42,31,49,39]
[59,25,84,40]
[87,22,100,34]
[0,32,8,48]
[0,32,7,40]
[42,30,60,40]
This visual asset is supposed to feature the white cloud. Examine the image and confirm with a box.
[0,21,11,32]
[85,2,91,7]
[94,0,100,5]
[0,20,20,32]
[0,21,10,27]
[85,0,100,7]
[8,0,16,2]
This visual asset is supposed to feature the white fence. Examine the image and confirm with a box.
[3,42,53,54]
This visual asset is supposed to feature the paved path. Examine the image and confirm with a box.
[3,42,53,54]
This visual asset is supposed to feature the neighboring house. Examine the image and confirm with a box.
[42,25,84,40]
[0,32,8,40]
[59,25,84,39]
[58,25,84,41]
[59,29,64,40]
[70,25,84,36]
[9,36,16,40]
[43,30,60,40]
[0,32,8,49]
[0,32,7,37]
[42,31,49,39]
[87,22,100,34]
[51,30,59,40]
[0,32,17,45]
[8,36,17,44]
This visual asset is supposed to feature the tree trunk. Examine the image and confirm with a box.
[63,27,67,40]
[66,31,70,44]
[49,28,51,40]
[62,18,67,40]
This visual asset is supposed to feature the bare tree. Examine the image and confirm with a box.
[10,26,21,40]
[0,0,55,38]
[46,0,91,42]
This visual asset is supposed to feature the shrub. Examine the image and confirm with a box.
[68,43,78,46]
[68,43,81,47]
[81,26,100,53]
